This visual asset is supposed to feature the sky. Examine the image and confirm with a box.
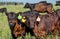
[0,0,59,4]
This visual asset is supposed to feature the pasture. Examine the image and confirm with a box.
[0,5,60,39]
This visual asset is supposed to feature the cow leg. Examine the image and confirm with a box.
[58,27,60,36]
[21,35,25,39]
[58,31,60,36]
[52,29,57,37]
[11,32,17,39]
[40,31,46,39]
[42,34,46,39]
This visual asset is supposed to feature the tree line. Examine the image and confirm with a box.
[0,1,60,5]
[0,2,23,5]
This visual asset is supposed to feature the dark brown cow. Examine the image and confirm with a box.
[5,12,26,39]
[17,11,39,38]
[33,9,60,39]
[5,12,17,39]
[0,8,7,13]
[24,1,47,11]
[24,1,54,13]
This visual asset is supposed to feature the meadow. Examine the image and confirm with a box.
[0,5,60,39]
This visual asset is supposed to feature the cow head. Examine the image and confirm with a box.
[5,12,17,27]
[26,13,38,29]
[24,3,30,8]
[46,3,53,13]
[17,12,29,27]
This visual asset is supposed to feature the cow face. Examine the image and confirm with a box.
[27,14,37,29]
[6,12,17,27]
[47,3,53,13]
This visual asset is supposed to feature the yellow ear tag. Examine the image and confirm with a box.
[22,19,26,23]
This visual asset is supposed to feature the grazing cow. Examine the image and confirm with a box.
[32,10,60,39]
[46,3,54,13]
[5,12,26,39]
[24,3,36,11]
[24,1,54,13]
[0,8,7,13]
[33,2,47,13]
[24,1,47,11]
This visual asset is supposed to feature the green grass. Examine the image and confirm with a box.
[0,5,60,39]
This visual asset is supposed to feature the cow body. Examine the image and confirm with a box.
[33,9,60,39]
[5,12,26,39]
[24,1,53,13]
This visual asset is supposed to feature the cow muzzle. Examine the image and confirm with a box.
[9,22,15,27]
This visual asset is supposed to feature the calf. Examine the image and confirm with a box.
[0,8,7,13]
[17,10,39,37]
[33,10,60,39]
[24,1,54,13]
[5,12,26,39]
[5,12,17,39]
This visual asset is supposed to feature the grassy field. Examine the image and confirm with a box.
[0,5,60,39]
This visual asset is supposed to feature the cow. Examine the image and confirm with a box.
[5,12,26,39]
[17,10,39,38]
[24,1,54,13]
[46,3,54,13]
[32,9,60,39]
[5,12,17,39]
[18,10,39,29]
[0,8,7,13]
[24,3,36,11]
[24,1,47,11]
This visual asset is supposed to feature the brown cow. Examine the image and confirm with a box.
[33,9,60,39]
[5,12,26,39]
